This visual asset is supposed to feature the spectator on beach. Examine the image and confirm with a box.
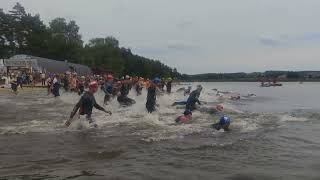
[29,74,35,88]
[41,73,46,86]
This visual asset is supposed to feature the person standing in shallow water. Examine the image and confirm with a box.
[146,78,160,113]
[52,75,60,97]
[46,76,52,95]
[10,79,18,94]
[103,74,114,104]
[117,76,136,106]
[166,77,172,94]
[63,74,69,92]
[65,81,112,128]
[40,72,46,86]
[135,78,143,96]
[16,75,23,89]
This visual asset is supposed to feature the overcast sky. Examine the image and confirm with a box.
[2,0,320,74]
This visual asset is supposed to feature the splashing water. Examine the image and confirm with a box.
[2,82,320,179]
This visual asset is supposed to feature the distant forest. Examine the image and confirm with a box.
[0,3,180,78]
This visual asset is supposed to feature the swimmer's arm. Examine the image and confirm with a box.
[196,99,201,105]
[94,101,112,115]
[93,103,105,111]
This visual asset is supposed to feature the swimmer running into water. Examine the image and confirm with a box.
[175,109,192,123]
[117,76,136,106]
[65,81,112,128]
[186,85,203,111]
[102,74,114,105]
[146,78,160,113]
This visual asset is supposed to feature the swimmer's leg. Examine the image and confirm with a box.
[86,115,98,128]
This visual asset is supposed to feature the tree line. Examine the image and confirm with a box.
[0,3,179,78]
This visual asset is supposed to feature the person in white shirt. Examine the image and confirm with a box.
[46,77,52,95]
[40,73,46,86]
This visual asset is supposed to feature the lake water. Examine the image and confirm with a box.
[1,82,320,180]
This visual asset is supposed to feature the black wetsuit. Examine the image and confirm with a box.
[63,76,69,91]
[70,91,106,123]
[103,82,113,104]
[117,84,135,106]
[186,90,201,111]
[166,81,172,93]
[11,82,18,92]
[52,81,60,97]
[17,77,23,89]
[121,84,129,96]
[146,86,156,113]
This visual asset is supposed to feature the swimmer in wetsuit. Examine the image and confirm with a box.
[117,78,136,106]
[166,77,172,94]
[186,85,203,111]
[52,75,60,97]
[10,80,18,94]
[212,115,231,131]
[103,75,114,104]
[146,78,160,113]
[65,81,112,127]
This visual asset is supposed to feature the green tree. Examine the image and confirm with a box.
[23,14,50,57]
[0,8,12,58]
[47,18,83,61]
[104,36,119,48]
[88,36,119,48]
[9,2,27,53]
